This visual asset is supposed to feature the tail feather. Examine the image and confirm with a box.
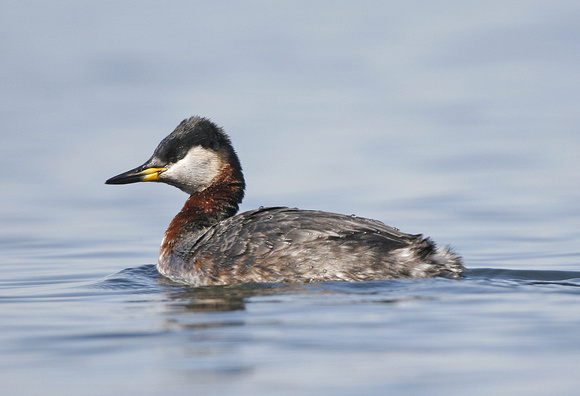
[429,245,464,278]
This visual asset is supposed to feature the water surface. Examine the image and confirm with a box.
[2,1,580,395]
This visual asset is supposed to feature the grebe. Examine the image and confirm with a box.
[106,117,464,286]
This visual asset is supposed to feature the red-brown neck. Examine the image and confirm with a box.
[162,164,245,247]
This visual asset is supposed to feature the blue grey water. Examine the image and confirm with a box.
[2,1,580,395]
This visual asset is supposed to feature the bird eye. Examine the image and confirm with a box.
[163,151,181,164]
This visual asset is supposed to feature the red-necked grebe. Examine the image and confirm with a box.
[106,117,464,286]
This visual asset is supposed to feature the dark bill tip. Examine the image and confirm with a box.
[105,169,146,185]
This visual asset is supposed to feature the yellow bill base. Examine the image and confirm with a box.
[137,167,167,181]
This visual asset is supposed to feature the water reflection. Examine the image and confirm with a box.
[159,282,302,313]
[89,264,580,328]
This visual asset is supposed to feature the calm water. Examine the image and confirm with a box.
[2,1,580,395]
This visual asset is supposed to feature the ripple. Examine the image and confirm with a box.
[88,264,162,293]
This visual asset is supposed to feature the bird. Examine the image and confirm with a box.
[106,116,464,286]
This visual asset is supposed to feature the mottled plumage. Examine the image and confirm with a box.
[106,116,464,286]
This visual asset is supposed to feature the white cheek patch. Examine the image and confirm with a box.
[161,146,226,194]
